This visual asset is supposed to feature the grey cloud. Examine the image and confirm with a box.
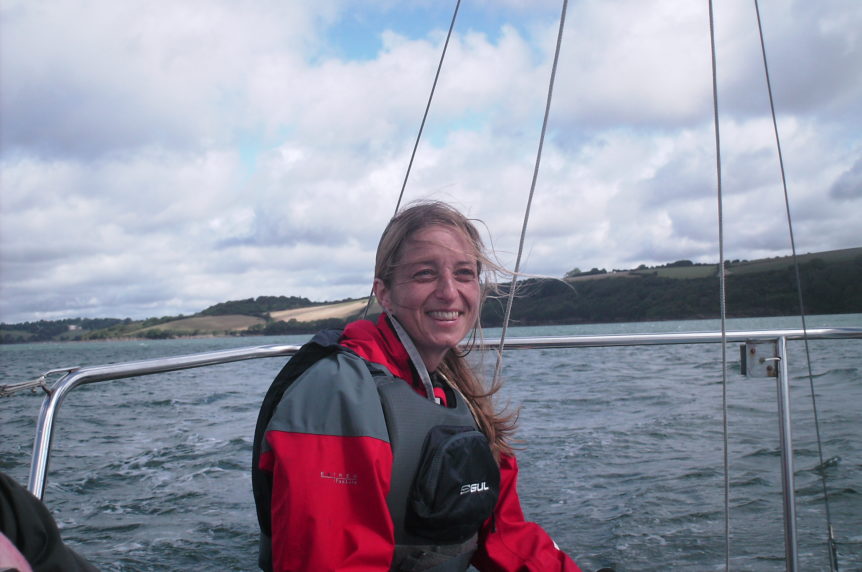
[0,78,200,160]
[215,209,352,250]
[331,273,373,287]
[0,1,328,161]
[636,157,713,205]
[715,2,862,125]
[829,158,862,199]
[0,279,177,323]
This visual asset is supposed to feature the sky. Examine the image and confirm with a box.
[1,0,860,324]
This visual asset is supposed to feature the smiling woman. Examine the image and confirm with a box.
[252,201,581,571]
[373,204,484,372]
[375,225,480,371]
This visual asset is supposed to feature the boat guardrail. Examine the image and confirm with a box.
[13,326,862,571]
[20,327,862,499]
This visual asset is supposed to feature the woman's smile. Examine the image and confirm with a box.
[428,310,461,320]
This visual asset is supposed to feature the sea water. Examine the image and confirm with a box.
[1,315,860,571]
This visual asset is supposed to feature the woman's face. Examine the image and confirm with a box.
[375,225,480,372]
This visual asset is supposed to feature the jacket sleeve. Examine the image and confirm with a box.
[0,471,98,572]
[258,353,395,571]
[471,453,581,572]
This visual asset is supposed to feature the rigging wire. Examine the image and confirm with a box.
[706,2,731,570]
[390,0,461,217]
[752,2,839,569]
[362,0,462,319]
[492,0,569,385]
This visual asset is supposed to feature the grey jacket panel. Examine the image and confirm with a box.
[263,352,391,449]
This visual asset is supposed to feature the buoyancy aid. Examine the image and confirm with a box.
[253,325,500,572]
[377,370,499,571]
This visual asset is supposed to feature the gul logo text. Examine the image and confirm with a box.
[460,482,490,495]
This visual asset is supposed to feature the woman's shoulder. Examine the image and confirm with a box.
[295,347,379,384]
[269,348,389,438]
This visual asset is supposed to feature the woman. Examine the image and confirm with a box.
[253,201,580,571]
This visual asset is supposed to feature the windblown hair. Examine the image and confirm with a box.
[374,201,517,458]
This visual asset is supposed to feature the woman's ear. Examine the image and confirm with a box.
[373,278,391,314]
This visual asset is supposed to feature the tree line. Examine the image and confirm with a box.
[199,295,315,317]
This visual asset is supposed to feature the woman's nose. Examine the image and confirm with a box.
[435,272,457,299]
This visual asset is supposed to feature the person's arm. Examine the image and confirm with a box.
[471,454,581,572]
[0,472,97,572]
[258,354,395,571]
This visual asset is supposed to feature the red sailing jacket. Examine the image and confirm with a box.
[257,315,580,571]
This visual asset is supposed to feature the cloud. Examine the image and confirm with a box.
[1,1,336,158]
[1,0,860,324]
[553,1,714,129]
[830,157,862,199]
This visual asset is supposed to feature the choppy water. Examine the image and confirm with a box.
[1,315,860,571]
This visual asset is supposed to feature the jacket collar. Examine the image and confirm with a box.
[340,314,415,384]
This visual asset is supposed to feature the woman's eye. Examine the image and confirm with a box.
[455,268,477,281]
[413,269,435,281]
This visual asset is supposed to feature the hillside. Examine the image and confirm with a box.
[482,247,862,326]
[117,315,266,339]
[2,247,859,343]
[483,253,862,326]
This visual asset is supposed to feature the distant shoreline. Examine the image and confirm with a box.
[6,311,861,347]
[3,247,859,344]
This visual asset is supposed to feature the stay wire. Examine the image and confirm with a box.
[493,0,568,384]
[391,0,461,218]
[753,2,838,569]
[707,2,731,570]
[362,0,462,319]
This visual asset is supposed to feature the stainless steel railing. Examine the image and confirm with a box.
[16,327,862,569]
[24,326,861,498]
[25,343,303,498]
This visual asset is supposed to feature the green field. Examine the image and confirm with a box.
[631,265,718,279]
[726,247,862,275]
[133,315,266,336]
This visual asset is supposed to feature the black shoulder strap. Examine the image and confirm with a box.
[251,329,345,543]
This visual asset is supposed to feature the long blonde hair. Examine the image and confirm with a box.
[374,201,517,458]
